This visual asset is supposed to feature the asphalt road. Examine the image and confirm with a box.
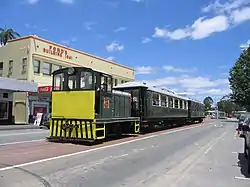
[0,129,49,145]
[0,120,249,187]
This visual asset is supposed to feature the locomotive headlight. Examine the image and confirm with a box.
[67,67,75,75]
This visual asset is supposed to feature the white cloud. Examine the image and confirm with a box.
[230,6,250,24]
[104,1,120,7]
[163,65,197,73]
[153,0,250,41]
[106,42,124,52]
[114,27,127,33]
[202,0,250,14]
[106,56,116,61]
[153,15,229,40]
[57,0,74,4]
[135,66,154,75]
[132,0,144,2]
[84,22,95,30]
[137,75,230,97]
[26,0,40,4]
[61,37,77,46]
[240,39,250,50]
[142,37,152,43]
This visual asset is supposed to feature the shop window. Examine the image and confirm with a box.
[161,95,167,107]
[0,102,8,120]
[22,58,28,74]
[42,62,52,75]
[180,100,183,109]
[52,64,61,72]
[53,72,64,90]
[33,60,40,74]
[168,97,173,108]
[0,62,3,77]
[3,93,8,98]
[175,99,179,108]
[152,93,160,106]
[8,60,13,77]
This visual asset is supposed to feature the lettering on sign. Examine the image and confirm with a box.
[43,45,73,60]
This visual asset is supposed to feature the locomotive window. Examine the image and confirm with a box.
[152,93,160,106]
[168,97,173,108]
[107,77,112,92]
[53,72,64,90]
[80,71,93,90]
[174,98,179,108]
[161,95,167,107]
[180,100,183,109]
[68,74,77,89]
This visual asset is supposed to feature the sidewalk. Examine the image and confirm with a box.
[0,124,46,131]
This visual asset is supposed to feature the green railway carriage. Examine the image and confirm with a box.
[47,67,140,142]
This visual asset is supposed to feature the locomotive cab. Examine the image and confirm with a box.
[48,67,140,142]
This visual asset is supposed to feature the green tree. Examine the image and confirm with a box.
[229,45,250,111]
[217,98,244,114]
[0,26,20,46]
[203,96,213,111]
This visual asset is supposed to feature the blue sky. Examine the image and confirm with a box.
[2,0,250,101]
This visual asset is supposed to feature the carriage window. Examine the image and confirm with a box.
[152,93,160,106]
[166,96,169,107]
[161,95,167,107]
[53,72,64,90]
[80,71,93,89]
[169,97,173,108]
[186,101,189,110]
[184,100,186,110]
[68,74,77,89]
[174,98,179,108]
[180,100,183,109]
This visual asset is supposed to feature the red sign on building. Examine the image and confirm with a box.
[38,86,53,93]
[43,45,73,60]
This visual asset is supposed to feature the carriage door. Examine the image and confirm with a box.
[100,74,113,118]
[131,88,143,117]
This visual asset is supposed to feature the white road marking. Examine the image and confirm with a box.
[234,176,250,181]
[0,121,214,172]
[0,131,47,137]
[0,139,45,146]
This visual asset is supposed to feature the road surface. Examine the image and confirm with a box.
[0,129,49,145]
[0,120,249,187]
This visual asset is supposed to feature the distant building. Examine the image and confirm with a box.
[0,35,134,124]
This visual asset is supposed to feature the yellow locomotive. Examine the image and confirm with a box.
[47,67,140,142]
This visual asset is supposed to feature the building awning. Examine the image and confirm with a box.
[0,77,38,92]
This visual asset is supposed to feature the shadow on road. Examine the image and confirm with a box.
[237,153,250,178]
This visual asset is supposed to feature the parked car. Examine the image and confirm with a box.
[238,117,250,173]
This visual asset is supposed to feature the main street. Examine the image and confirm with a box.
[0,120,249,187]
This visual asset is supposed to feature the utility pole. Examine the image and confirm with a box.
[214,97,219,119]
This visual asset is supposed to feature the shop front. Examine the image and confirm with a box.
[28,86,52,123]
